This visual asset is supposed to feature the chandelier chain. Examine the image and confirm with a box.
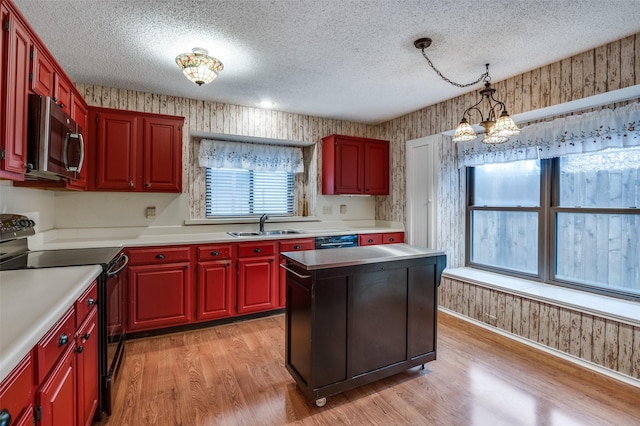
[420,50,489,88]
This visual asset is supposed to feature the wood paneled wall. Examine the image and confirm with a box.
[77,33,638,248]
[377,33,639,267]
[439,276,640,382]
[75,84,383,218]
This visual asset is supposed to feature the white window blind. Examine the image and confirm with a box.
[206,168,294,217]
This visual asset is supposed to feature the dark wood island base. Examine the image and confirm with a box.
[281,244,446,406]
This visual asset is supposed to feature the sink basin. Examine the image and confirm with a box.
[228,230,306,237]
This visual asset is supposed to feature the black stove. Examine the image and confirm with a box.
[0,246,123,271]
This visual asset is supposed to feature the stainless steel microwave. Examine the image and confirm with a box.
[26,94,84,181]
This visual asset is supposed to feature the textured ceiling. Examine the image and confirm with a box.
[12,0,640,124]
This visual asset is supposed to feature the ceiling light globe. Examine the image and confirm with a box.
[175,48,224,86]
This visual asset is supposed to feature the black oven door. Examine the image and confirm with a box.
[101,251,128,416]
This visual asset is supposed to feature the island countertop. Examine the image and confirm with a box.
[281,243,445,270]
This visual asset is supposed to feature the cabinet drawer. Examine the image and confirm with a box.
[0,352,34,424]
[127,246,192,265]
[75,279,98,327]
[279,239,314,253]
[383,232,404,244]
[197,244,233,261]
[36,308,76,383]
[237,242,276,258]
[359,233,383,246]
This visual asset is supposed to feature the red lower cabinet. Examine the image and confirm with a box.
[36,343,77,426]
[236,242,277,314]
[76,308,99,426]
[0,352,34,426]
[197,260,235,320]
[127,262,192,332]
[278,239,315,307]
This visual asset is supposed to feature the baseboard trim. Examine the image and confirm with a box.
[439,307,640,389]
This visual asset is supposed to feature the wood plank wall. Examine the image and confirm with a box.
[439,276,640,382]
[376,33,639,268]
[75,83,383,218]
[76,32,638,262]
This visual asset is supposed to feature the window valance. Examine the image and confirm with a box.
[457,102,640,167]
[198,139,304,173]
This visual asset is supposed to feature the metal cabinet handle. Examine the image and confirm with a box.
[156,254,166,259]
[87,297,95,306]
[211,250,219,256]
[0,408,12,426]
[129,181,135,188]
[76,346,84,354]
[254,248,262,253]
[368,239,374,243]
[58,333,69,347]
[279,264,311,279]
[293,245,301,250]
[389,238,395,242]
[83,332,91,340]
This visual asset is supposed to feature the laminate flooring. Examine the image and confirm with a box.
[98,312,640,426]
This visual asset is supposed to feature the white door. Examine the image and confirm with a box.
[406,135,441,248]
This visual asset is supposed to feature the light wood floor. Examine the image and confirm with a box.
[99,312,640,426]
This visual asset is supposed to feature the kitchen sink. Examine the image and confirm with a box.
[228,230,306,237]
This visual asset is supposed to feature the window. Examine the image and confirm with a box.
[206,168,294,217]
[467,147,640,300]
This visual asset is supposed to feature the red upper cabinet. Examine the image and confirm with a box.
[30,45,55,98]
[143,116,182,192]
[90,108,138,190]
[322,134,389,195]
[88,107,183,192]
[1,3,30,180]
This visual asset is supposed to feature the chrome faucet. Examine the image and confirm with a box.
[259,213,269,232]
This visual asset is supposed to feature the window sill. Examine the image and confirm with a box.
[442,267,639,327]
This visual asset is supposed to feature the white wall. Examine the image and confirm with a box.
[0,183,56,231]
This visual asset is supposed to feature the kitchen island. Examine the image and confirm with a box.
[281,244,446,406]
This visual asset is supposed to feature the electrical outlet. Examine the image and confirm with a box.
[322,205,332,215]
[146,206,156,219]
[340,204,347,214]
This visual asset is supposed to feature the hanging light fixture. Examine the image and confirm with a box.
[414,37,520,144]
[175,47,224,86]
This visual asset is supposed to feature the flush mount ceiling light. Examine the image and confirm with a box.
[175,47,224,86]
[414,37,520,144]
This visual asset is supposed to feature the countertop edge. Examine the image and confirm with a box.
[0,265,102,382]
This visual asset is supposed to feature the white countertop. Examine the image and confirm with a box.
[282,244,445,270]
[31,225,404,250]
[0,265,102,382]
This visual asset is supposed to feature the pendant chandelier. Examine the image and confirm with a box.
[175,47,224,86]
[414,37,520,144]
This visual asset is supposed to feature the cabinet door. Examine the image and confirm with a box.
[196,260,234,320]
[237,257,276,314]
[142,117,182,192]
[54,75,72,115]
[30,45,55,97]
[76,308,98,426]
[36,343,77,426]
[0,352,34,426]
[334,138,363,194]
[91,110,138,190]
[127,262,192,332]
[364,140,389,195]
[1,6,30,179]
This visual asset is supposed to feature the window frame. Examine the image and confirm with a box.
[466,157,640,301]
